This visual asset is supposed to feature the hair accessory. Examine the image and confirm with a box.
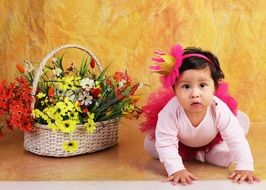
[182,53,212,64]
[150,44,212,88]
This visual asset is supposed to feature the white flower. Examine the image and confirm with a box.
[80,78,95,91]
[118,79,126,88]
[24,60,34,72]
[138,82,144,89]
[53,68,62,76]
[52,58,58,63]
[78,92,93,106]
[65,90,76,101]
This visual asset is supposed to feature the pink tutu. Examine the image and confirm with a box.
[139,88,175,139]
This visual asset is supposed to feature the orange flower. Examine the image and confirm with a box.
[48,86,54,97]
[16,64,25,73]
[114,87,124,100]
[113,71,124,81]
[113,71,132,84]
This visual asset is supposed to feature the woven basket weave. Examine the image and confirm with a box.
[24,44,119,157]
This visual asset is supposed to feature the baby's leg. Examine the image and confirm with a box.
[144,136,159,158]
[236,110,250,136]
[204,111,250,167]
[205,142,233,167]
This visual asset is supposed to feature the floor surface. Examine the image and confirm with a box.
[0,181,265,190]
[0,119,265,188]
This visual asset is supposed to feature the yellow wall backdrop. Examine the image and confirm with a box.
[0,0,265,122]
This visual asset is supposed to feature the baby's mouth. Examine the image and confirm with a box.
[191,101,201,106]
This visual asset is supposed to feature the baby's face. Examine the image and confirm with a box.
[174,67,215,116]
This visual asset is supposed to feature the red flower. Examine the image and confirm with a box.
[90,59,96,69]
[0,80,6,90]
[16,78,32,103]
[0,94,9,114]
[20,117,33,132]
[9,102,24,119]
[0,76,34,134]
[82,107,89,113]
[90,88,100,98]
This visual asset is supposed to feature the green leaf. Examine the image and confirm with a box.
[97,64,111,81]
[79,56,91,78]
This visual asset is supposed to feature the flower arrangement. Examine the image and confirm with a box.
[0,48,142,154]
[0,76,33,135]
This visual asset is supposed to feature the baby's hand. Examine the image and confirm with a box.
[229,170,260,184]
[164,169,198,185]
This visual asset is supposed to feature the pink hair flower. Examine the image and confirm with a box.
[150,50,176,75]
[150,44,184,88]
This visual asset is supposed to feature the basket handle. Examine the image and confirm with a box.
[31,44,103,110]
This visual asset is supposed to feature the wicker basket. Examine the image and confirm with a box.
[24,44,119,157]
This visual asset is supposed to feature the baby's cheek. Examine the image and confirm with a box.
[206,95,214,105]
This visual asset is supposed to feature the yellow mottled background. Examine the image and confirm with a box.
[0,0,265,122]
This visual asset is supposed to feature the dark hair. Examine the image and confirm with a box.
[179,47,224,89]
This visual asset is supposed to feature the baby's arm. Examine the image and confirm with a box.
[155,110,197,185]
[219,120,260,183]
[215,98,260,183]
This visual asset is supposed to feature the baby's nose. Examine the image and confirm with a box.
[192,94,200,98]
[191,88,200,98]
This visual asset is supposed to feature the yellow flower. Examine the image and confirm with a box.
[105,109,112,117]
[31,109,42,118]
[130,95,141,102]
[54,101,69,116]
[47,119,60,131]
[74,101,82,112]
[64,97,75,110]
[37,92,46,99]
[39,99,49,106]
[58,76,79,91]
[123,104,134,112]
[85,119,96,134]
[62,140,79,153]
[85,113,96,134]
[32,109,50,121]
[88,112,95,120]
[67,111,79,121]
[43,106,56,117]
[95,81,100,88]
[58,120,77,133]
[43,107,63,122]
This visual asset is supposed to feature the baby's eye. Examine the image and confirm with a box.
[200,83,208,88]
[182,84,190,89]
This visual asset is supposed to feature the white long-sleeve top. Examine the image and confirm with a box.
[155,96,254,176]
